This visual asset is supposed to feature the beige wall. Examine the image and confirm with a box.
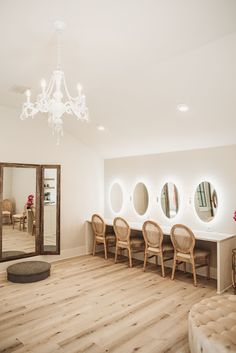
[104,145,236,235]
[0,105,104,262]
[4,167,36,213]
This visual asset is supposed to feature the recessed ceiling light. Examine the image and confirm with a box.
[177,104,189,112]
[97,125,105,131]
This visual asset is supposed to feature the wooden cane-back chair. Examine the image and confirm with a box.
[142,220,173,277]
[91,214,115,260]
[12,204,27,231]
[113,217,144,268]
[2,199,13,224]
[170,224,210,286]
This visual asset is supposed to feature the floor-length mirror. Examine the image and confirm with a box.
[1,165,39,259]
[41,166,60,253]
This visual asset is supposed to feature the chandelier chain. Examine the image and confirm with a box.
[56,30,62,71]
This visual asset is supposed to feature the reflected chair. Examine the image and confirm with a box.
[113,217,144,268]
[170,224,210,286]
[142,220,174,277]
[2,199,13,224]
[91,214,116,260]
[12,206,27,231]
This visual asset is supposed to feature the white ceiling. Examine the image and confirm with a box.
[1,0,236,158]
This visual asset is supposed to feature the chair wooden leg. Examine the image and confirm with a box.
[92,237,96,256]
[191,259,197,286]
[155,255,158,265]
[115,244,118,263]
[207,254,210,280]
[128,247,132,268]
[143,250,148,271]
[171,253,177,280]
[104,240,108,260]
[160,252,165,278]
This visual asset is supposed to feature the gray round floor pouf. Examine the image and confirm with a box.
[7,261,51,283]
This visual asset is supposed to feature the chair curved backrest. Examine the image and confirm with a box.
[170,224,195,254]
[91,214,106,238]
[2,199,13,213]
[142,220,163,249]
[113,217,130,242]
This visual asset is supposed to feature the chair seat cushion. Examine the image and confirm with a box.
[147,243,173,254]
[13,214,25,219]
[194,248,210,259]
[177,248,210,260]
[2,211,10,215]
[148,246,161,253]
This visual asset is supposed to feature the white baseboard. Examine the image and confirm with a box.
[0,246,86,273]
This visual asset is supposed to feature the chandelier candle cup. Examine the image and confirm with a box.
[20,21,89,145]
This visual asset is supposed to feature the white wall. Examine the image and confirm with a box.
[0,105,104,263]
[11,167,36,213]
[3,167,12,200]
[104,145,236,235]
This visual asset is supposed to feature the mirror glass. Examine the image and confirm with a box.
[133,182,149,215]
[2,167,36,259]
[43,168,57,251]
[194,181,218,222]
[110,183,123,213]
[161,182,179,218]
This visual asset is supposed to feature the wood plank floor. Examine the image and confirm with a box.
[0,254,219,353]
[2,225,35,254]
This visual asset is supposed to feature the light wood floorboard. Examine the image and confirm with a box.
[0,254,219,353]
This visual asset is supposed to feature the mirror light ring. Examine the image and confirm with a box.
[193,180,218,224]
[109,181,124,215]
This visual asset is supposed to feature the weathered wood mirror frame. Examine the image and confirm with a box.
[40,165,61,255]
[0,162,61,262]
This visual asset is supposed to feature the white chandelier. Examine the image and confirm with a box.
[20,21,88,144]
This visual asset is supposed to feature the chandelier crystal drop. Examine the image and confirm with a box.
[20,21,89,145]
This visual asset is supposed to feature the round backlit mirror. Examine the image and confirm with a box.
[194,181,218,222]
[133,182,149,216]
[161,182,179,218]
[110,183,123,213]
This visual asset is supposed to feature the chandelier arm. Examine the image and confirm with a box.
[62,74,77,101]
[45,75,54,96]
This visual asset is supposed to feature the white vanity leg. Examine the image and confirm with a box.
[217,237,236,294]
[85,221,94,255]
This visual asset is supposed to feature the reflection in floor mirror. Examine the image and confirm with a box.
[2,166,37,259]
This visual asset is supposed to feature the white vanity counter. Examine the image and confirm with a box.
[86,219,236,294]
[104,219,235,243]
